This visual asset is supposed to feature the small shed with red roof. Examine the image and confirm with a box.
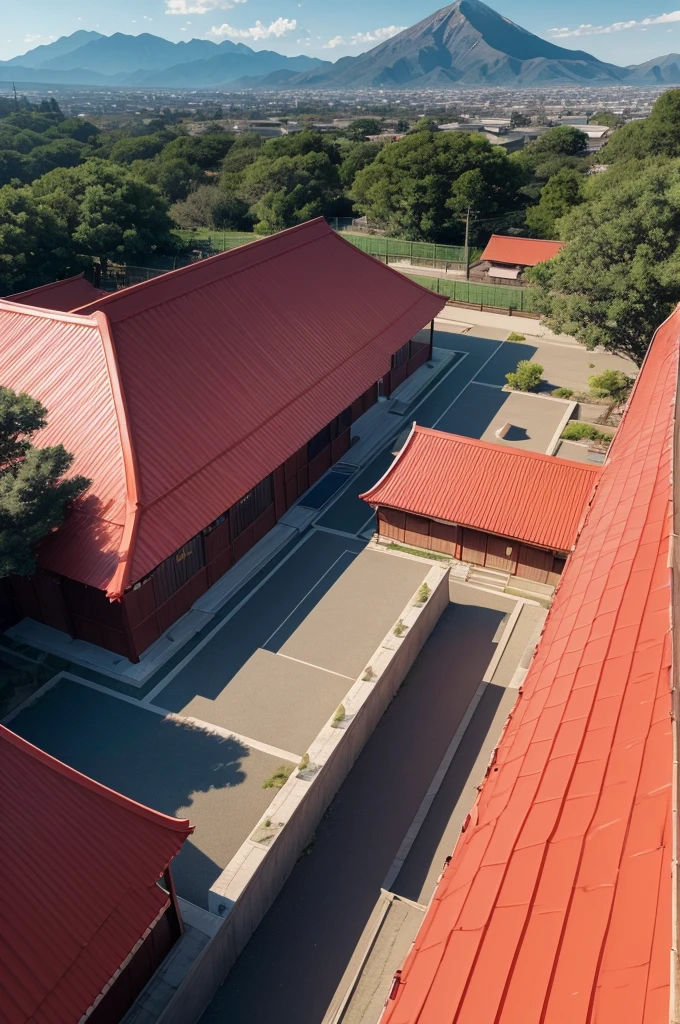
[0,723,192,1024]
[0,218,445,661]
[5,273,107,312]
[479,235,566,281]
[361,426,600,584]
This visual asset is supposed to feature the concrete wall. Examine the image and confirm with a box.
[154,562,450,1024]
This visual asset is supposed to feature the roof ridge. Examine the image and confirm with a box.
[92,311,144,598]
[412,425,601,470]
[0,298,101,327]
[6,273,86,299]
[0,724,192,834]
[73,217,333,321]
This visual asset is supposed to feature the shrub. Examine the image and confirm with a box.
[507,331,526,341]
[262,765,294,789]
[362,665,376,682]
[587,369,634,402]
[552,387,574,398]
[417,583,431,604]
[561,421,603,441]
[393,620,405,636]
[333,704,346,724]
[505,360,544,392]
[298,753,310,771]
[264,817,272,828]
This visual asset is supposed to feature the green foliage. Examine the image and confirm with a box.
[262,765,294,789]
[110,134,166,164]
[362,665,376,682]
[506,331,526,341]
[339,141,380,188]
[170,185,250,230]
[386,542,450,561]
[525,167,584,239]
[0,386,90,577]
[298,753,310,771]
[505,360,544,392]
[590,111,621,129]
[393,620,406,637]
[351,131,522,243]
[0,185,69,292]
[347,118,383,139]
[561,421,610,442]
[510,111,532,128]
[552,387,574,398]
[528,160,680,363]
[528,126,589,157]
[333,704,346,724]
[417,583,431,604]
[587,370,634,401]
[602,90,680,163]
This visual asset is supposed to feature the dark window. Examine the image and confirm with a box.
[203,513,227,536]
[339,405,352,429]
[391,342,410,369]
[307,423,331,462]
[231,475,274,538]
[153,534,205,605]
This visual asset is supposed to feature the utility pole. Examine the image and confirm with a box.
[12,82,18,111]
[464,206,471,280]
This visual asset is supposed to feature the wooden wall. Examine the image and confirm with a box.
[377,508,566,585]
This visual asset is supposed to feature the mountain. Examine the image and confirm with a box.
[0,31,104,68]
[283,0,626,88]
[625,54,680,84]
[35,33,251,75]
[0,7,674,89]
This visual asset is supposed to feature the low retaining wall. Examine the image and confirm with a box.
[155,562,450,1024]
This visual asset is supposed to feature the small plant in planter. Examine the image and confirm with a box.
[416,583,431,604]
[332,704,346,726]
[298,752,310,771]
[262,765,294,789]
[264,817,272,829]
[507,331,526,342]
[362,665,376,682]
[393,620,406,637]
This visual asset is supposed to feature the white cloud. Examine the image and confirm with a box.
[323,25,405,49]
[209,17,297,39]
[24,33,55,45]
[549,10,680,37]
[166,0,246,15]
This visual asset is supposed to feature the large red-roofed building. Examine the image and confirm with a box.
[361,427,600,585]
[379,306,678,1024]
[0,219,444,661]
[0,724,192,1024]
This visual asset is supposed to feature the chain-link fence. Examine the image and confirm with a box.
[404,273,537,313]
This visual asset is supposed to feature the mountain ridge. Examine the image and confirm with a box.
[0,4,676,89]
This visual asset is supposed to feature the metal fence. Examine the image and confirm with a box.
[342,234,468,264]
[404,273,537,313]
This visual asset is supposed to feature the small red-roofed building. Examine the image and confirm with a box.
[5,273,107,312]
[361,426,599,584]
[478,234,566,281]
[0,723,192,1024]
[0,219,445,661]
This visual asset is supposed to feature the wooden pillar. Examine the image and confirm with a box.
[428,320,434,360]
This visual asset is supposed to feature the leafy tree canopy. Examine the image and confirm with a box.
[0,386,89,578]
[602,89,680,162]
[525,167,584,239]
[351,131,522,243]
[528,160,680,363]
[346,118,383,139]
[170,184,250,231]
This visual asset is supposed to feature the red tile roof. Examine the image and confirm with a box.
[0,218,444,595]
[0,724,192,1024]
[380,308,677,1024]
[481,235,566,267]
[361,427,600,553]
[5,274,107,312]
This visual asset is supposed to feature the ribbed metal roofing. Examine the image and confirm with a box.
[0,724,192,1024]
[361,426,600,552]
[481,235,566,267]
[0,218,444,595]
[380,307,678,1024]
[5,274,106,312]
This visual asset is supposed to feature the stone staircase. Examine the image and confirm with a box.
[467,565,511,593]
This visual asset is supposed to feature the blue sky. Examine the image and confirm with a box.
[2,0,679,65]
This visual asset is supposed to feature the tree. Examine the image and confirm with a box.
[31,159,177,263]
[529,126,589,156]
[351,131,522,242]
[339,141,380,188]
[525,168,584,238]
[528,160,680,363]
[590,111,621,129]
[395,119,410,133]
[347,118,383,139]
[0,386,89,577]
[110,134,166,164]
[170,185,250,230]
[0,185,69,293]
[510,111,532,128]
[505,361,544,391]
[588,370,634,401]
